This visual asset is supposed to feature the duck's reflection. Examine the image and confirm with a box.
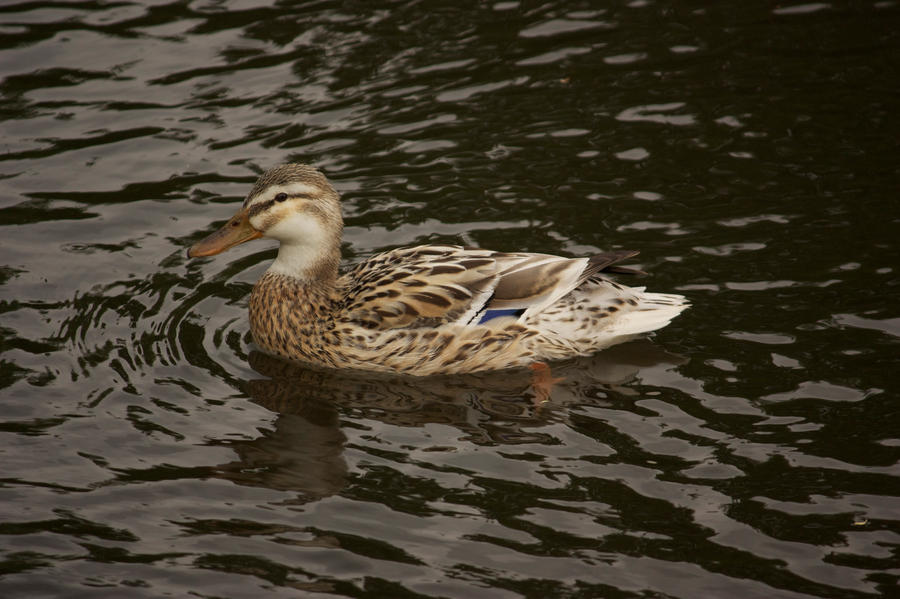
[212,340,685,499]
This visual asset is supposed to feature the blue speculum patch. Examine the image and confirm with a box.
[478,308,525,324]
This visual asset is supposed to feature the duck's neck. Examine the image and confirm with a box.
[249,243,340,351]
[266,240,340,285]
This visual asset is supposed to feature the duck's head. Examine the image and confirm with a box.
[188,164,343,276]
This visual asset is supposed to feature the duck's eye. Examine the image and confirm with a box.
[275,193,288,202]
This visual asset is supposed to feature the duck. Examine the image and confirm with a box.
[187,163,688,376]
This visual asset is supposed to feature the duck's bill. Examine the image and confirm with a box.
[187,211,262,258]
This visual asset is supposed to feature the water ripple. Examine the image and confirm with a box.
[1,1,898,597]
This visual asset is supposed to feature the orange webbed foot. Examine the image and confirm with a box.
[529,362,564,404]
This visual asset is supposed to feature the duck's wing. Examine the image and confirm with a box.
[338,245,639,330]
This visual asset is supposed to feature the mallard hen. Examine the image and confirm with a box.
[187,164,688,375]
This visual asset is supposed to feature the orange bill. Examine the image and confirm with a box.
[187,210,262,257]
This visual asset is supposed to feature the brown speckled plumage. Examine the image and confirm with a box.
[189,164,689,375]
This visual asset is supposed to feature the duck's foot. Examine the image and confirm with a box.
[529,362,565,404]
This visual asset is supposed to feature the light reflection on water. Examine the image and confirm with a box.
[1,1,898,597]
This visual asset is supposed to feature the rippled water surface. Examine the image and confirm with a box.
[2,1,898,597]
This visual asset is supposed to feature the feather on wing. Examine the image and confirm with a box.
[338,245,640,331]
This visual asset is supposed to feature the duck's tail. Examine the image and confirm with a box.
[528,281,689,359]
[601,288,688,338]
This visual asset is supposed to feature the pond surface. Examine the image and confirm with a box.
[1,1,898,597]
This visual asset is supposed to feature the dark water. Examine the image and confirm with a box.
[1,1,898,597]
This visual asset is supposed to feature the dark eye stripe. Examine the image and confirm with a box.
[248,198,276,218]
[247,192,314,217]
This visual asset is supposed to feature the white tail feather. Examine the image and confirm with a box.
[529,282,688,359]
[603,292,687,337]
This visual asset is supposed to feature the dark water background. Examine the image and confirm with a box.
[1,1,898,597]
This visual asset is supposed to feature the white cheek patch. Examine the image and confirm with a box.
[264,211,326,244]
[264,211,331,277]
